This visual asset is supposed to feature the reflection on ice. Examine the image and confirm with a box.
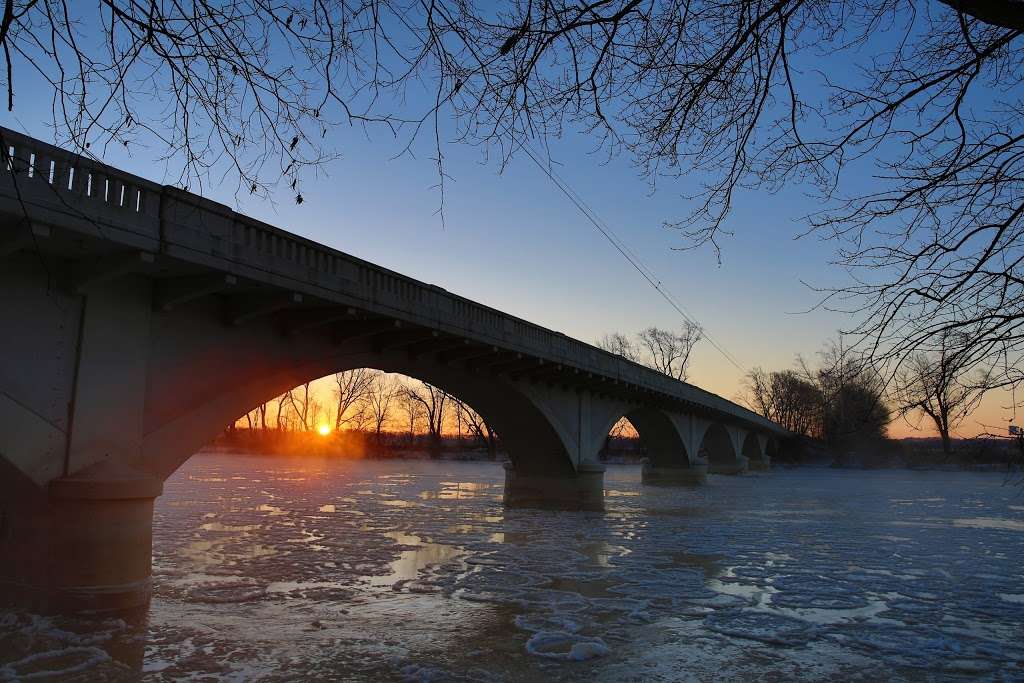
[367,531,464,588]
[953,517,1024,531]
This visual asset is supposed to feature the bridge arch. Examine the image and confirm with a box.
[593,407,710,485]
[142,347,578,483]
[595,407,688,467]
[741,431,765,464]
[699,423,746,475]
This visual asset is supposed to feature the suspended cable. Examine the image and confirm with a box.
[514,140,748,375]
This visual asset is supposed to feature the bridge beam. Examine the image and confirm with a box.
[406,336,468,359]
[153,273,237,312]
[437,345,497,365]
[333,318,401,344]
[70,251,155,293]
[492,357,544,376]
[0,223,48,258]
[225,292,303,326]
[283,306,356,336]
[470,351,521,372]
[373,329,438,352]
[517,363,564,382]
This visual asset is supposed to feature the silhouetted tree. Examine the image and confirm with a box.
[285,382,314,431]
[637,324,703,382]
[333,369,374,431]
[742,368,824,438]
[893,332,995,455]
[596,333,641,363]
[367,373,399,439]
[274,393,290,431]
[406,381,450,456]
[809,341,891,451]
[454,400,499,459]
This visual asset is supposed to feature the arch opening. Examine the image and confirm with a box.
[597,408,707,486]
[223,369,503,462]
[600,416,642,462]
[597,407,691,467]
[143,347,578,482]
[742,432,764,463]
[700,423,745,475]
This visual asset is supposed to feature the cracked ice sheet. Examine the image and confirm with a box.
[2,457,1023,681]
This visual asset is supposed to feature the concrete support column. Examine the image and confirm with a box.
[503,462,605,511]
[0,462,161,615]
[708,454,749,475]
[641,462,708,486]
[747,456,770,471]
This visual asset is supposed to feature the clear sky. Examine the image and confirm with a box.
[3,10,1018,439]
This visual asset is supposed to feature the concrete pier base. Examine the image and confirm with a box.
[708,455,749,475]
[0,462,161,615]
[503,462,605,511]
[641,463,708,486]
[747,459,770,472]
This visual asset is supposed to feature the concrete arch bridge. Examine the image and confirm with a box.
[0,129,787,613]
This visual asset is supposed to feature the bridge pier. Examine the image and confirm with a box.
[641,462,708,486]
[503,462,605,511]
[0,462,160,615]
[708,454,749,475]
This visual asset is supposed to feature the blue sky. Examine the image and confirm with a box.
[4,4,1017,437]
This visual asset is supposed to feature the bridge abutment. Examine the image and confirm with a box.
[0,462,160,615]
[502,462,605,511]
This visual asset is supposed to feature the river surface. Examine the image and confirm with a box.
[2,455,1024,681]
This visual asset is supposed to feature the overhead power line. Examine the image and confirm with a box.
[514,140,748,375]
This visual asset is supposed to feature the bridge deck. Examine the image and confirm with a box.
[0,127,786,436]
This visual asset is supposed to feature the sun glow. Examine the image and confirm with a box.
[317,424,331,436]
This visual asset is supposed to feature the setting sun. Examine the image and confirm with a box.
[317,424,331,436]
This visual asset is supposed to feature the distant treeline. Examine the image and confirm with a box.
[779,434,1022,471]
[743,338,1023,471]
[214,426,647,462]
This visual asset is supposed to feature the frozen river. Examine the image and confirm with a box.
[2,455,1023,681]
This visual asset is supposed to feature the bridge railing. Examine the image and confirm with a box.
[0,127,784,434]
[0,129,162,251]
